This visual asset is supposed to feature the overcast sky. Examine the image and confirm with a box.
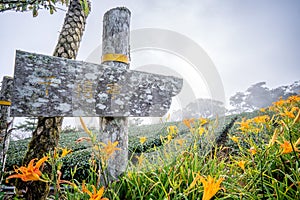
[1,0,300,106]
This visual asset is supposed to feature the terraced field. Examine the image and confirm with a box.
[5,111,259,182]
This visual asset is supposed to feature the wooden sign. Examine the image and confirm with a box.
[11,50,183,117]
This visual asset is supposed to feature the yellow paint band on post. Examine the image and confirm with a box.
[101,54,129,64]
[0,100,11,106]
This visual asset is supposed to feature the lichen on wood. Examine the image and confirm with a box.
[99,7,131,182]
[12,50,183,117]
[0,76,13,179]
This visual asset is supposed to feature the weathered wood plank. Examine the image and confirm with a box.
[0,76,13,176]
[11,50,183,117]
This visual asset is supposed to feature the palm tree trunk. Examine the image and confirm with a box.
[15,0,90,199]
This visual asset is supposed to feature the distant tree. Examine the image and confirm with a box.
[244,82,272,109]
[230,82,272,113]
[0,0,89,17]
[15,117,37,132]
[229,92,246,113]
[129,118,144,126]
[0,0,66,15]
[171,98,226,121]
[229,81,300,114]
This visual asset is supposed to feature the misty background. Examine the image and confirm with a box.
[1,0,300,138]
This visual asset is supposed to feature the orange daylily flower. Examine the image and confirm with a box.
[82,182,109,200]
[229,135,239,143]
[259,108,266,112]
[280,141,294,154]
[161,134,173,144]
[183,118,195,129]
[281,107,298,119]
[237,118,251,132]
[272,97,286,107]
[175,138,185,146]
[198,127,205,136]
[61,148,72,158]
[98,141,121,160]
[7,157,48,182]
[53,147,72,159]
[237,161,246,171]
[200,175,224,200]
[139,137,147,145]
[167,125,178,136]
[252,115,270,124]
[249,147,257,155]
[135,153,145,166]
[288,95,300,103]
[278,139,300,154]
[199,117,208,126]
[167,134,172,142]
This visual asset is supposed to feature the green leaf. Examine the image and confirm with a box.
[80,0,90,16]
[33,6,38,17]
[21,4,27,12]
[50,7,54,14]
[49,5,56,15]
[8,3,14,9]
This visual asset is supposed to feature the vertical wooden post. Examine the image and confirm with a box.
[0,76,13,177]
[99,7,131,181]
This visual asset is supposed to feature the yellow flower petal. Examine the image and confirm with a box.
[61,148,72,158]
[6,157,48,182]
[82,182,107,200]
[198,127,205,136]
[249,147,257,155]
[139,137,147,145]
[278,140,300,154]
[101,141,121,160]
[229,135,239,143]
[200,175,224,200]
[237,161,246,171]
[199,117,208,126]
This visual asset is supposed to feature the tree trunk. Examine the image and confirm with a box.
[15,0,90,199]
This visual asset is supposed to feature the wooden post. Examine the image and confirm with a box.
[99,7,131,181]
[0,76,13,177]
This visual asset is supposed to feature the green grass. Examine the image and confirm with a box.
[4,95,300,200]
[5,113,238,182]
